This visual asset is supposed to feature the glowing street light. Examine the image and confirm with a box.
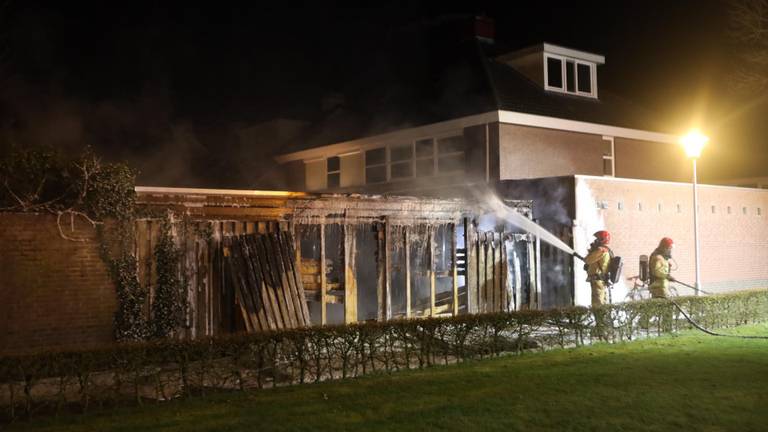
[680,129,708,296]
[681,129,709,158]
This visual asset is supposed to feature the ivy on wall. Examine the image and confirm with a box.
[0,146,186,342]
[151,214,186,339]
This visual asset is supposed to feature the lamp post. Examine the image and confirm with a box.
[680,130,708,296]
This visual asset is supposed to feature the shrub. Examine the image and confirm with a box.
[1,289,766,421]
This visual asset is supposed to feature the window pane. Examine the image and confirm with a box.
[438,154,464,173]
[577,63,592,93]
[566,60,575,92]
[547,57,562,88]
[415,158,434,177]
[415,139,434,158]
[390,144,412,162]
[365,148,386,166]
[390,161,413,179]
[327,172,340,188]
[603,158,613,176]
[366,165,386,184]
[327,156,340,172]
[602,140,613,156]
[438,135,465,154]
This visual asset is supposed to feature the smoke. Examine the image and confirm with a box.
[0,75,294,189]
[473,185,575,255]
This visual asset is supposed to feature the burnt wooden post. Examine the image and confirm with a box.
[493,232,502,313]
[527,238,537,310]
[484,234,493,313]
[451,223,459,316]
[466,219,477,314]
[377,223,386,321]
[384,219,392,320]
[320,222,327,325]
[429,226,436,316]
[343,224,357,324]
[405,227,411,318]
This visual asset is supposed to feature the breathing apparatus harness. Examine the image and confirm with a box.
[575,242,623,304]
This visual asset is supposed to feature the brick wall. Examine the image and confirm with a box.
[498,124,605,179]
[0,213,116,355]
[572,176,768,306]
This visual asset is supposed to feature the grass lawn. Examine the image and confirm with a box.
[6,323,768,432]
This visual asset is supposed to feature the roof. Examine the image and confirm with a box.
[280,19,667,155]
[483,55,661,132]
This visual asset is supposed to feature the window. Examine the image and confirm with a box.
[727,206,732,215]
[326,157,340,188]
[677,204,682,213]
[565,60,576,92]
[546,57,563,89]
[618,202,623,211]
[657,203,662,212]
[711,205,716,214]
[743,206,748,215]
[577,63,592,93]
[415,138,435,177]
[545,54,596,97]
[364,133,465,184]
[638,202,643,211]
[437,135,466,174]
[365,148,386,184]
[759,208,763,216]
[602,137,614,177]
[389,143,413,179]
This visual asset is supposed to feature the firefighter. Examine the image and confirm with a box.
[649,237,675,298]
[584,230,612,306]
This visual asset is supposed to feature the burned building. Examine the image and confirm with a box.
[133,187,541,336]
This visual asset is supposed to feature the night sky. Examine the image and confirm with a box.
[0,1,764,187]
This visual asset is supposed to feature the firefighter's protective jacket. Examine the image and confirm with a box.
[585,246,611,282]
[649,253,671,298]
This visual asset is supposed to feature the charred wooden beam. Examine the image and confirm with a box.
[343,225,357,324]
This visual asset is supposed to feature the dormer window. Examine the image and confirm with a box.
[499,43,604,99]
[544,54,597,97]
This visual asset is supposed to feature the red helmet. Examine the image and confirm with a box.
[593,230,611,244]
[659,237,674,248]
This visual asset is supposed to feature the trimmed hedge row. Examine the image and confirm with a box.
[1,290,766,421]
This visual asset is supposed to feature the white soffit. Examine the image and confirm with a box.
[498,111,677,144]
[543,43,605,64]
[276,110,678,163]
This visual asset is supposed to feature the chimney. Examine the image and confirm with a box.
[474,15,495,44]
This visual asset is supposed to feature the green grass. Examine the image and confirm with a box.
[7,324,768,432]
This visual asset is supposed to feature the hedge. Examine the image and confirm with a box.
[1,290,766,422]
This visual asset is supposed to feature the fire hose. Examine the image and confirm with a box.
[574,253,767,338]
[665,290,768,340]
[666,280,768,338]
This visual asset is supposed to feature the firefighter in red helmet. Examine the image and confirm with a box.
[649,237,675,298]
[584,230,613,306]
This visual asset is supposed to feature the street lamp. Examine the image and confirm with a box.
[680,129,709,296]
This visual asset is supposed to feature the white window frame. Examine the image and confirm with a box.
[601,136,615,177]
[434,134,466,175]
[362,131,466,184]
[544,53,598,98]
[326,156,341,188]
[387,142,415,181]
[414,137,436,178]
[364,147,388,184]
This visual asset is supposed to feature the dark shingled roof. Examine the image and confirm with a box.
[282,19,666,155]
[482,52,661,132]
